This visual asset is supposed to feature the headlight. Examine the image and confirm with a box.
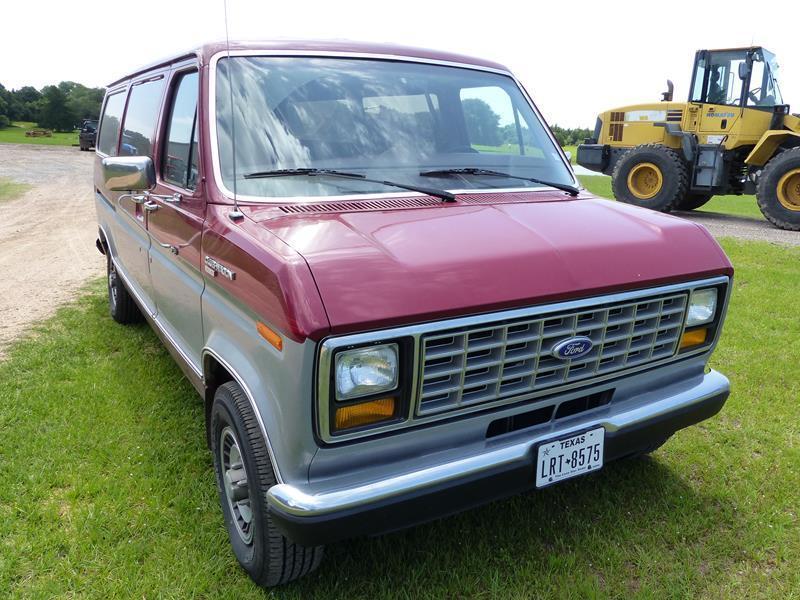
[686,288,718,327]
[335,343,399,401]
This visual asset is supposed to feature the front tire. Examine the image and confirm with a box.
[211,382,324,587]
[757,147,800,230]
[612,144,689,212]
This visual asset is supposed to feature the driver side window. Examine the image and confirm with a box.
[700,53,746,106]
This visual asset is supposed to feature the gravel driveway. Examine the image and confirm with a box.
[0,144,797,356]
[0,144,103,357]
[673,209,800,246]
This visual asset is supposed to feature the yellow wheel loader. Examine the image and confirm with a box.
[577,47,800,230]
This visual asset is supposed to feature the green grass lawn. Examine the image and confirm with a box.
[1,239,798,598]
[0,178,31,203]
[578,175,765,220]
[0,121,78,146]
[563,145,577,163]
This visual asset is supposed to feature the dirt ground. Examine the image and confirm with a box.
[0,144,798,357]
[0,144,103,357]
[673,209,800,245]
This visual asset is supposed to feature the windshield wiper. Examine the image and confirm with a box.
[244,168,456,202]
[419,168,580,197]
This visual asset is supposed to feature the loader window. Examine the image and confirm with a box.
[746,50,783,108]
[692,51,747,107]
[690,57,706,103]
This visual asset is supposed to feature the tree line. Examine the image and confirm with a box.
[549,124,593,147]
[0,81,105,132]
[461,98,591,149]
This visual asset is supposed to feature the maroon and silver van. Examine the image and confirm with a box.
[95,40,733,587]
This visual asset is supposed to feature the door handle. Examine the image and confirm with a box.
[118,193,146,205]
[158,242,179,255]
[143,200,159,212]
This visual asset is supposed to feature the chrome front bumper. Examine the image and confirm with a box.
[268,369,730,545]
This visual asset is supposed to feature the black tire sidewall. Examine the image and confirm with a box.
[210,387,270,579]
[675,194,712,211]
[757,149,800,230]
[612,147,687,212]
[107,255,120,319]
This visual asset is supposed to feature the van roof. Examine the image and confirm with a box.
[106,39,511,87]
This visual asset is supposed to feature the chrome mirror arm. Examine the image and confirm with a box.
[143,191,182,203]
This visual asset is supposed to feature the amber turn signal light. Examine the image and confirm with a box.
[256,321,283,351]
[334,397,396,431]
[680,327,708,350]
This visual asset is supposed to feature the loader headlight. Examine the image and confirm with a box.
[686,288,718,327]
[334,343,399,401]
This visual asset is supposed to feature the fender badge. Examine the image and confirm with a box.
[204,256,236,281]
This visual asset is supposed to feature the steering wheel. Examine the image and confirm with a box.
[748,87,762,104]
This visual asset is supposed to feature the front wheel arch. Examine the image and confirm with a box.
[201,348,283,483]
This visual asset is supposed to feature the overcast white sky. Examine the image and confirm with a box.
[2,0,798,128]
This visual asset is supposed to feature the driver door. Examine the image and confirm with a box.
[146,69,206,367]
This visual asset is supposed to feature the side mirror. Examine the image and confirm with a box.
[738,61,751,80]
[101,156,156,192]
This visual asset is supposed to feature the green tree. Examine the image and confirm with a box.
[462,98,501,146]
[66,83,105,121]
[12,86,42,122]
[38,85,76,131]
[0,84,9,127]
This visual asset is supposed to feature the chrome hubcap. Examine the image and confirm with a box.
[220,426,253,544]
[108,263,118,308]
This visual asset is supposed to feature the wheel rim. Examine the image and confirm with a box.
[108,262,118,310]
[627,162,664,200]
[220,426,254,545]
[777,168,800,211]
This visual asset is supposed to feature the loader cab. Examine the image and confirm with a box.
[689,47,784,110]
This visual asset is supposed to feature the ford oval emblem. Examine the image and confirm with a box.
[552,336,594,360]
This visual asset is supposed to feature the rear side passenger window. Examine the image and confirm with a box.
[163,72,199,190]
[120,77,166,157]
[97,92,126,155]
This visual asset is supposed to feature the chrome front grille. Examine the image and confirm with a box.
[418,292,688,415]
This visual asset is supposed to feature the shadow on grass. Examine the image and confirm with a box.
[298,457,734,596]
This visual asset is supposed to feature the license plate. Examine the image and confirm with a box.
[535,427,604,488]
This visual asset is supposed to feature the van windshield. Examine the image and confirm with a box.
[215,56,573,199]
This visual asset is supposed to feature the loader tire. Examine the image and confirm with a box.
[757,147,800,231]
[611,144,689,212]
[674,193,712,211]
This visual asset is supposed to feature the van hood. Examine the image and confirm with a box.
[249,194,732,334]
